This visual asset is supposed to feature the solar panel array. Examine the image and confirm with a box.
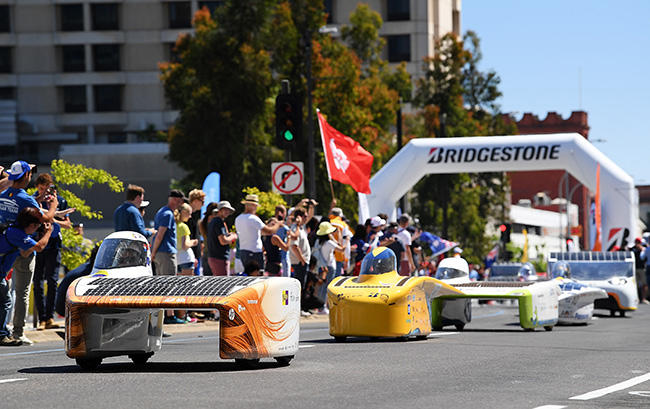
[81,276,260,297]
[548,251,633,262]
[453,282,535,288]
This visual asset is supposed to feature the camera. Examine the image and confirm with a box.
[43,184,56,202]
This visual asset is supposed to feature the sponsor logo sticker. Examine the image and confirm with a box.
[228,308,235,320]
[282,290,289,305]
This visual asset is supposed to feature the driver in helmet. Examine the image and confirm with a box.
[551,261,571,279]
[115,245,143,267]
[517,263,536,282]
[359,246,397,276]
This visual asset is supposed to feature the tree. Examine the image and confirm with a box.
[310,4,411,220]
[410,32,516,264]
[48,160,124,269]
[160,2,277,202]
[159,2,413,222]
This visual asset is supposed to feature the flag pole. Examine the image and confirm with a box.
[316,108,336,201]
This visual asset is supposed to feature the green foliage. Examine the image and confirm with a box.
[135,123,167,143]
[48,159,123,270]
[160,2,277,201]
[340,4,384,65]
[531,244,548,273]
[61,228,93,270]
[51,159,124,220]
[410,32,516,263]
[242,186,286,221]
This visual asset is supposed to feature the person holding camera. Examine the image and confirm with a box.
[32,173,73,330]
[0,161,59,345]
[0,208,53,345]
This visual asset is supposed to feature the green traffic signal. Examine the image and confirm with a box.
[283,130,294,141]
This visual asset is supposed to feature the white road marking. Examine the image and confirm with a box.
[164,336,219,344]
[299,344,315,348]
[532,405,566,409]
[0,378,27,384]
[429,332,460,337]
[569,372,650,400]
[629,391,650,397]
[0,348,64,357]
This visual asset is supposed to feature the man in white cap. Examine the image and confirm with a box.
[0,161,59,345]
[235,194,282,270]
[396,214,415,276]
[207,200,237,276]
[368,215,391,250]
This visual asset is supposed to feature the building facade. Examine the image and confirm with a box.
[0,0,223,163]
[0,0,460,230]
[328,0,461,79]
[1,0,460,164]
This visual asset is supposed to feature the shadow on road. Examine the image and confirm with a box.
[18,360,289,374]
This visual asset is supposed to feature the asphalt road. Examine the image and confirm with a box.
[1,304,649,409]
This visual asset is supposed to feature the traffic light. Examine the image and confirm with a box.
[275,94,302,149]
[499,223,511,244]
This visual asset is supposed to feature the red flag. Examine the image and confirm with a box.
[317,111,374,194]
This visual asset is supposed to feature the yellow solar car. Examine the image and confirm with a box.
[327,247,462,341]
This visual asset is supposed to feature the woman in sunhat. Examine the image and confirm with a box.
[313,221,343,308]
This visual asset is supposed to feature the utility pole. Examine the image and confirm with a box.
[305,29,316,199]
[396,100,405,212]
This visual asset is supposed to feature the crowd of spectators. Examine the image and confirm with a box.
[0,161,75,346]
[7,161,599,344]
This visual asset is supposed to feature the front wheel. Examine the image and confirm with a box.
[334,336,347,343]
[415,335,428,341]
[544,326,553,332]
[76,357,102,371]
[274,355,294,366]
[455,323,465,331]
[129,352,154,366]
[619,310,626,317]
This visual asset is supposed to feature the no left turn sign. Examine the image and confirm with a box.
[272,162,304,195]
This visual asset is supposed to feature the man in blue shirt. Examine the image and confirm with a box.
[151,190,184,276]
[0,207,53,346]
[114,184,155,239]
[0,161,59,345]
[152,190,184,325]
[32,173,73,330]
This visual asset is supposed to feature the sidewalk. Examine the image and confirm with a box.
[19,313,330,344]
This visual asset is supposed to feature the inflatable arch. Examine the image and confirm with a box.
[361,133,638,250]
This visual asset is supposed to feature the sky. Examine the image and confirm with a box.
[463,0,650,185]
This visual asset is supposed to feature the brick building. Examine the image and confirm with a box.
[508,111,591,248]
